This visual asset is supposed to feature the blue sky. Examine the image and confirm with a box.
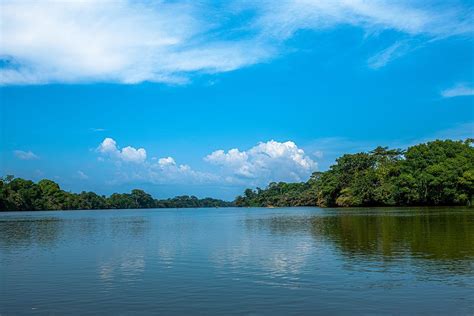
[0,0,473,200]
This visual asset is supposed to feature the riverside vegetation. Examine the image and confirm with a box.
[0,179,233,211]
[1,139,473,211]
[236,139,474,207]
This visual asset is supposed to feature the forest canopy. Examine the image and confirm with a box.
[0,177,233,211]
[235,139,474,208]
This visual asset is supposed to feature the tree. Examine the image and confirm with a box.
[131,189,155,208]
[234,139,473,208]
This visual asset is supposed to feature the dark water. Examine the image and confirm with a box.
[1,207,473,315]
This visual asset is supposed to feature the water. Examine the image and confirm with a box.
[1,207,473,315]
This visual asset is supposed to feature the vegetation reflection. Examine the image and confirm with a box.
[0,217,65,248]
[246,209,474,272]
[311,209,474,260]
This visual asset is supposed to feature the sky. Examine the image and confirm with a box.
[0,0,473,200]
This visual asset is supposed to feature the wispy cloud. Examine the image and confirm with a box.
[429,122,474,140]
[250,1,472,39]
[441,83,474,98]
[251,1,472,69]
[90,128,106,132]
[0,1,472,85]
[367,40,413,69]
[13,150,39,160]
[77,170,89,180]
[0,1,272,85]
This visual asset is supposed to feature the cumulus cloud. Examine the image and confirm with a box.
[96,138,214,184]
[97,138,146,164]
[95,138,317,187]
[13,150,39,160]
[148,140,317,186]
[1,0,471,85]
[441,83,474,98]
[205,140,316,184]
[120,146,147,163]
[157,157,176,167]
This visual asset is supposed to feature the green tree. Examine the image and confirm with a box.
[235,139,473,208]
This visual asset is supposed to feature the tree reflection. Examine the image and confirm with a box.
[0,217,65,248]
[0,214,150,249]
[310,209,474,261]
[245,208,474,273]
[110,216,149,239]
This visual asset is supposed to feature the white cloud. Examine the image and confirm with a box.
[96,138,215,184]
[90,128,106,132]
[251,0,472,40]
[97,138,118,154]
[148,159,217,184]
[313,150,324,159]
[95,138,316,187]
[1,0,471,85]
[441,83,474,98]
[97,137,146,164]
[107,158,216,186]
[13,150,39,160]
[77,170,89,180]
[367,41,413,69]
[158,157,176,167]
[0,0,271,85]
[250,0,472,69]
[205,140,316,184]
[121,146,147,163]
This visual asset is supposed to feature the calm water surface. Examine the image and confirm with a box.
[1,207,473,315]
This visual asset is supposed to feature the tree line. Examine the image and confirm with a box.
[235,139,474,207]
[1,139,472,211]
[0,177,233,211]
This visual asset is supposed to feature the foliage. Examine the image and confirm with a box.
[235,139,474,207]
[0,178,233,211]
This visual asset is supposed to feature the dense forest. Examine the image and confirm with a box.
[0,177,233,211]
[1,139,473,211]
[235,139,474,207]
